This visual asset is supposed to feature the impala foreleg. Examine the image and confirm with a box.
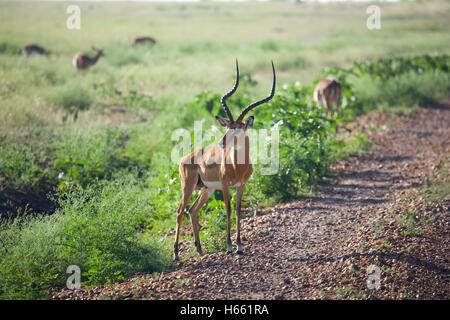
[222,183,233,254]
[235,185,245,255]
[173,201,187,261]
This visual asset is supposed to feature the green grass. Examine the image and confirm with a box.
[421,157,450,203]
[0,1,450,299]
[397,211,428,237]
[422,181,450,204]
[0,129,55,191]
[350,70,450,110]
[48,82,95,121]
[334,286,365,299]
[0,40,20,55]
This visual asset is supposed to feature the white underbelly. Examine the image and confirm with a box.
[202,181,242,190]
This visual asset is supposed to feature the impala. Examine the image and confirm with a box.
[313,78,342,115]
[173,60,276,261]
[133,36,156,46]
[72,47,104,70]
[22,44,49,57]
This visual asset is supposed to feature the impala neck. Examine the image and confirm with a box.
[219,134,251,166]
[92,52,102,63]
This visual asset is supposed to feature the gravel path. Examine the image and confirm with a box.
[54,103,450,300]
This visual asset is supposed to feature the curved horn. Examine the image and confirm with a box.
[237,61,276,123]
[220,59,239,122]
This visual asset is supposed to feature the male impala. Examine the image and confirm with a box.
[72,47,104,70]
[133,36,156,46]
[313,79,342,115]
[173,61,276,260]
[22,44,49,57]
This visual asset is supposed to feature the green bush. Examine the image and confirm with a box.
[0,41,20,55]
[0,213,65,299]
[324,54,450,114]
[247,83,334,202]
[351,70,450,108]
[0,131,55,190]
[351,54,450,80]
[52,128,126,187]
[0,177,170,299]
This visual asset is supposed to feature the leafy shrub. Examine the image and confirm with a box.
[350,54,450,80]
[248,83,334,202]
[52,128,126,187]
[0,41,20,55]
[0,142,48,189]
[351,70,450,108]
[323,54,450,113]
[0,177,170,299]
[0,131,55,190]
[0,213,65,299]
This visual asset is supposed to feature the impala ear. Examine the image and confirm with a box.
[216,116,231,128]
[244,116,254,129]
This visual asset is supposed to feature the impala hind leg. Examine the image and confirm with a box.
[325,95,333,115]
[173,171,197,261]
[188,188,212,256]
[222,184,233,254]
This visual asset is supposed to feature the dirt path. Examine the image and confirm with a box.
[54,104,450,300]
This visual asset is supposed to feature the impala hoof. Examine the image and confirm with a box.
[226,249,233,255]
[236,249,244,255]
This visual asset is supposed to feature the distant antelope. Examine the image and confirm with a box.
[22,44,49,57]
[72,47,104,70]
[173,60,276,261]
[133,36,156,46]
[313,79,342,115]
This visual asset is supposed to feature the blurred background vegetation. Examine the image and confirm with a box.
[0,0,449,299]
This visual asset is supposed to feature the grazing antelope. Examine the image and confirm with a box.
[313,79,342,115]
[133,36,156,46]
[173,60,276,261]
[22,44,49,57]
[72,47,104,70]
